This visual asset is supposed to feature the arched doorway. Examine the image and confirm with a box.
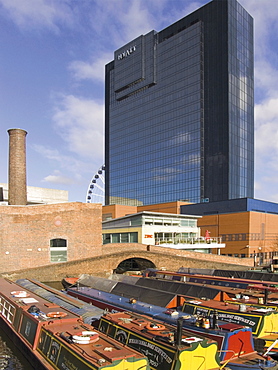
[115,258,156,274]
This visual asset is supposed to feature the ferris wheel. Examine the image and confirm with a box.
[86,165,105,204]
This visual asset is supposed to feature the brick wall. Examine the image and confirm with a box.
[1,243,253,282]
[0,202,102,273]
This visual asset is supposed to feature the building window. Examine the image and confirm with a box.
[129,232,138,243]
[103,234,111,244]
[50,238,67,262]
[120,233,129,243]
[102,232,138,244]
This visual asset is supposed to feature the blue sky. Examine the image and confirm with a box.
[1,0,278,203]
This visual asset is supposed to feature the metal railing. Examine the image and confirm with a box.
[155,236,223,245]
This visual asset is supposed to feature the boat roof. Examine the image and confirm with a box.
[100,311,216,349]
[76,274,228,303]
[0,278,148,368]
[177,268,278,283]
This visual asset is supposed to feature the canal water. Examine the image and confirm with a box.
[0,327,35,369]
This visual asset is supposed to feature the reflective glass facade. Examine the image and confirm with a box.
[105,0,254,206]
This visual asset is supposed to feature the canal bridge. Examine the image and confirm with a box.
[1,244,253,283]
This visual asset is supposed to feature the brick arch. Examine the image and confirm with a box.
[2,244,252,283]
[115,257,156,273]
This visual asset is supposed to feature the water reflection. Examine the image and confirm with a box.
[0,327,35,369]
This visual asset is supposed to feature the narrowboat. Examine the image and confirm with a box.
[0,278,150,370]
[142,268,278,285]
[142,268,278,297]
[61,277,78,290]
[96,311,221,370]
[139,269,278,310]
[181,297,278,355]
[108,271,278,304]
[96,311,278,370]
[64,284,278,369]
[81,273,278,355]
[14,278,221,370]
[64,273,233,309]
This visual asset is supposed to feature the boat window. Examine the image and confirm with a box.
[99,320,109,334]
[0,296,15,324]
[107,324,117,338]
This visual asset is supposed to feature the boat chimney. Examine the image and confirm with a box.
[175,317,183,346]
[212,309,218,329]
[264,289,269,305]
[7,128,28,205]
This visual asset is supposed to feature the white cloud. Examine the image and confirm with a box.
[42,171,74,185]
[255,61,278,99]
[32,144,87,176]
[236,0,278,202]
[69,53,111,83]
[52,94,104,164]
[254,96,278,202]
[0,0,74,32]
[88,0,157,46]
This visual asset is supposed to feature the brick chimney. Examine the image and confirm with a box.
[8,128,28,205]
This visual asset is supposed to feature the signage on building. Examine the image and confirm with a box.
[117,46,136,60]
[144,234,153,238]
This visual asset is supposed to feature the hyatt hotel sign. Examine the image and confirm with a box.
[117,46,136,60]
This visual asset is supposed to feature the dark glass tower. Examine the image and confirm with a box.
[105,0,254,206]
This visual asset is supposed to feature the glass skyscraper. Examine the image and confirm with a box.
[105,0,254,206]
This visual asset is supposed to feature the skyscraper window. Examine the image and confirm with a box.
[105,0,254,206]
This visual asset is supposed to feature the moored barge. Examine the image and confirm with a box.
[6,278,223,370]
[96,311,220,370]
[65,284,278,369]
[0,278,150,370]
[69,274,278,354]
[96,311,278,370]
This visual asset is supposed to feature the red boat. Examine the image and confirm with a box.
[0,278,150,370]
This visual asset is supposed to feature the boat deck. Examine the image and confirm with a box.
[0,278,150,369]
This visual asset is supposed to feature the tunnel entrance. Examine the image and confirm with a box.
[115,258,156,274]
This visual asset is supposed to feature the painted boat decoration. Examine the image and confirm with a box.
[71,274,278,341]
[97,311,278,370]
[63,283,278,369]
[96,311,221,370]
[181,298,278,355]
[0,278,150,370]
[76,273,278,355]
[15,279,221,370]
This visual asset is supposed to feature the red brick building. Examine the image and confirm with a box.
[0,202,102,273]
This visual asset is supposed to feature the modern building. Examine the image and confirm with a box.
[102,200,190,221]
[105,0,254,206]
[181,198,278,263]
[102,199,278,264]
[102,211,225,253]
[0,183,68,205]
